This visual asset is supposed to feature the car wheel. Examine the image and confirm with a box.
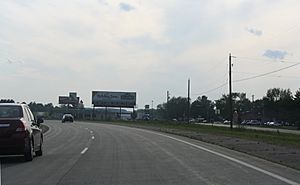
[35,139,43,156]
[24,138,34,161]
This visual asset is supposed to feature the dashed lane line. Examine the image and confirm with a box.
[81,147,89,155]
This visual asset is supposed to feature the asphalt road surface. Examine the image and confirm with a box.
[1,120,300,185]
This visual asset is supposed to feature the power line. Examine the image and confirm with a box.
[195,73,227,90]
[233,62,300,83]
[236,56,300,64]
[192,82,227,96]
[233,71,300,79]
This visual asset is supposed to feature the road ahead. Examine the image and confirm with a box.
[1,120,300,185]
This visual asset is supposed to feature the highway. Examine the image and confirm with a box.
[1,120,300,185]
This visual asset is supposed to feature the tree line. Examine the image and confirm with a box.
[26,87,300,127]
[156,88,300,126]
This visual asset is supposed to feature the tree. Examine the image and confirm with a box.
[263,88,295,123]
[294,89,300,102]
[190,96,215,121]
[167,97,188,120]
[266,88,281,102]
[156,103,167,119]
[215,92,251,120]
[157,97,188,120]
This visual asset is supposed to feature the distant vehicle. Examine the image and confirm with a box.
[223,120,230,124]
[62,114,74,123]
[196,117,205,123]
[248,120,261,126]
[241,120,249,125]
[0,102,44,161]
[241,120,261,126]
[189,118,196,123]
[265,121,282,127]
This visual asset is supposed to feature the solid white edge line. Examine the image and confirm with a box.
[140,129,299,185]
[80,147,88,155]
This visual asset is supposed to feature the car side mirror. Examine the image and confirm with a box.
[37,117,44,125]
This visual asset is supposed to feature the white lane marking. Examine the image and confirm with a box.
[81,147,89,155]
[90,130,93,134]
[91,136,95,140]
[139,129,300,185]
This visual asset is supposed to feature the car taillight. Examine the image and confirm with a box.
[16,120,26,132]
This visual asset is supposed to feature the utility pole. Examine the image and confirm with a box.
[252,95,255,102]
[166,91,170,120]
[151,100,154,120]
[187,78,191,124]
[229,53,233,129]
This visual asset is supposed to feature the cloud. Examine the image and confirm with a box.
[97,0,108,6]
[119,2,135,12]
[263,50,288,60]
[246,27,263,36]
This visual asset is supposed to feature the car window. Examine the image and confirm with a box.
[26,107,35,121]
[23,106,32,122]
[0,106,22,118]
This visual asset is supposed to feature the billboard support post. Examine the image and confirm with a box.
[92,106,95,120]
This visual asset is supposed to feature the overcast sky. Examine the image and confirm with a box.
[0,0,300,108]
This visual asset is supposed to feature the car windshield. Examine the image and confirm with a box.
[0,106,22,118]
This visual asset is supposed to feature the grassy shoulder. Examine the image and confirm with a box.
[89,120,300,149]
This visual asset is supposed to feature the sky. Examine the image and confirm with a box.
[0,0,300,108]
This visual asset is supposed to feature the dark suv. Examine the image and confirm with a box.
[0,103,44,161]
[62,114,74,123]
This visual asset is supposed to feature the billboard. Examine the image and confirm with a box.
[69,92,77,100]
[92,91,136,108]
[59,95,79,104]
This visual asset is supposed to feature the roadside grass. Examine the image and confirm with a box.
[86,120,300,148]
